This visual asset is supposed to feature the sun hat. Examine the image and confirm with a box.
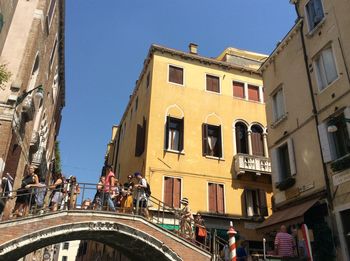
[180,198,189,205]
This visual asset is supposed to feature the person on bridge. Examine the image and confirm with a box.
[92,176,105,210]
[133,172,149,219]
[12,165,40,218]
[103,165,116,211]
[49,172,64,211]
[179,198,194,239]
[68,176,80,210]
[120,174,134,213]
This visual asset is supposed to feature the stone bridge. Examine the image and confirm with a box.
[0,211,211,261]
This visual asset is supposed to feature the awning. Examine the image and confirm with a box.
[257,198,320,232]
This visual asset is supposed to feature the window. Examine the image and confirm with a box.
[146,72,151,88]
[63,242,69,250]
[233,81,245,99]
[62,256,68,261]
[272,139,296,183]
[248,84,259,102]
[163,177,181,208]
[243,189,268,217]
[203,124,222,158]
[235,122,248,154]
[168,65,183,85]
[318,109,350,162]
[165,116,184,152]
[306,0,324,31]
[46,0,57,33]
[272,88,285,121]
[315,47,338,91]
[0,13,4,33]
[135,97,138,112]
[49,38,58,73]
[206,75,220,93]
[251,125,264,157]
[135,117,146,157]
[208,183,224,213]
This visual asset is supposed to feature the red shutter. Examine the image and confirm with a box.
[233,81,244,98]
[251,132,264,156]
[164,177,173,207]
[208,183,216,212]
[207,75,219,93]
[217,184,225,213]
[169,66,183,85]
[248,85,259,101]
[173,178,181,208]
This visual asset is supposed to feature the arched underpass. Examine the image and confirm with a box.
[0,211,211,261]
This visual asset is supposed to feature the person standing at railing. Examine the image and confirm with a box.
[133,172,149,219]
[195,213,207,246]
[68,176,80,210]
[179,198,194,239]
[12,165,39,218]
[49,172,64,211]
[112,178,122,210]
[92,176,105,210]
[120,175,134,213]
[103,165,116,211]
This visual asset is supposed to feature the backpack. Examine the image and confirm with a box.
[145,182,151,197]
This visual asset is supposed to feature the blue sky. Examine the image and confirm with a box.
[60,1,296,184]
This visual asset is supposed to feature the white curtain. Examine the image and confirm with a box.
[169,129,179,150]
[246,191,254,217]
[322,47,338,84]
[208,136,217,154]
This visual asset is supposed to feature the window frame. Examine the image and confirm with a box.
[232,80,246,99]
[247,84,260,102]
[305,0,325,33]
[46,0,57,33]
[243,189,268,217]
[165,116,184,153]
[49,35,58,74]
[162,176,183,209]
[202,123,223,159]
[205,73,221,94]
[272,139,297,184]
[272,86,287,122]
[167,64,185,86]
[207,182,226,214]
[314,45,339,92]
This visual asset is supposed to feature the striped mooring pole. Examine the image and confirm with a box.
[227,221,237,261]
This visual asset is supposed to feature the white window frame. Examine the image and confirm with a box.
[205,73,221,95]
[49,35,58,73]
[304,0,325,33]
[314,45,339,92]
[272,86,287,122]
[206,181,226,213]
[162,176,183,208]
[167,64,185,87]
[204,123,225,160]
[47,0,57,32]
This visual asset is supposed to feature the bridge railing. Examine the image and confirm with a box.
[0,182,219,253]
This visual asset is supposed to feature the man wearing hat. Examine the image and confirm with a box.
[133,172,149,219]
[179,197,194,239]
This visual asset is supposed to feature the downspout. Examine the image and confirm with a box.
[294,3,334,210]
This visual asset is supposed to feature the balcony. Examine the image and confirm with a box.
[234,153,271,176]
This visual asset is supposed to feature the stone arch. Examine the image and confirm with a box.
[233,120,249,155]
[165,104,184,121]
[0,221,181,261]
[248,121,267,134]
[204,112,222,126]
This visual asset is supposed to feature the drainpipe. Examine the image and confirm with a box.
[294,1,334,209]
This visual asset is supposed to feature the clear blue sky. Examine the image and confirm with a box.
[60,1,296,183]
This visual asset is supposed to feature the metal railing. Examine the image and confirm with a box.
[0,182,220,254]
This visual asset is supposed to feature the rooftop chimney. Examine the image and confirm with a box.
[189,43,198,55]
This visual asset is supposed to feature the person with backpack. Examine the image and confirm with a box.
[133,172,149,219]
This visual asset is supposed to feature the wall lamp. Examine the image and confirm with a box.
[327,117,350,133]
[15,84,44,108]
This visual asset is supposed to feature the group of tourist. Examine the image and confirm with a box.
[9,165,80,218]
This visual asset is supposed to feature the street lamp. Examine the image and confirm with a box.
[327,118,350,133]
[15,84,44,108]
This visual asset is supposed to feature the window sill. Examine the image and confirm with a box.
[233,96,264,104]
[204,155,225,161]
[164,149,185,155]
[330,153,350,173]
[168,81,185,87]
[318,76,340,94]
[270,113,288,129]
[306,17,326,37]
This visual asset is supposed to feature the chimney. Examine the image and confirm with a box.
[189,43,198,55]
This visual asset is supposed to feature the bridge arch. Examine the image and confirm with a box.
[0,211,211,261]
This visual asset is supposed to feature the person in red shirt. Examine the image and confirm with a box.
[103,165,116,211]
[274,225,296,257]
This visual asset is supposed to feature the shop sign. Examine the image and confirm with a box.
[333,171,350,186]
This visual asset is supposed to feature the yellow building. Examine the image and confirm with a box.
[259,0,350,260]
[109,43,272,244]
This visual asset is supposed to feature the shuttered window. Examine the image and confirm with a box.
[306,0,324,31]
[235,122,248,154]
[272,88,285,121]
[251,125,264,157]
[315,47,338,91]
[202,124,222,157]
[135,118,146,157]
[169,65,184,85]
[243,189,268,217]
[274,139,297,182]
[164,177,181,208]
[206,75,220,93]
[233,81,245,98]
[248,85,259,101]
[165,117,184,152]
[208,183,225,213]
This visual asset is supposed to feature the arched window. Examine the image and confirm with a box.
[27,54,40,92]
[251,125,264,156]
[235,122,248,154]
